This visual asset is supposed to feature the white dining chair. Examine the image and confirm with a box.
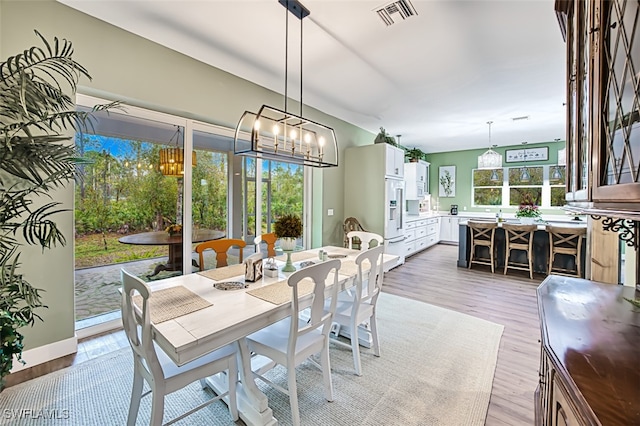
[121,269,239,426]
[346,230,384,251]
[246,259,340,426]
[330,244,385,375]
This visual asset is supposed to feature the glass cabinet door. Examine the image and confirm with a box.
[594,0,640,201]
[565,0,593,201]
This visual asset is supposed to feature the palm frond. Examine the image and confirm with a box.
[0,30,89,90]
[21,202,68,249]
[1,31,114,373]
[0,137,77,186]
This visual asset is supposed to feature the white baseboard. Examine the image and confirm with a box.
[76,318,123,340]
[10,336,77,373]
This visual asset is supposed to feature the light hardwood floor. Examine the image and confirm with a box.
[383,244,542,425]
[77,243,542,425]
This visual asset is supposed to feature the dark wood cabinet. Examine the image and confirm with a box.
[535,275,640,425]
[555,0,640,213]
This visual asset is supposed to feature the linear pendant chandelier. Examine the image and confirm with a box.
[233,0,338,168]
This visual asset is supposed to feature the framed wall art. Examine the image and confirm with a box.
[505,146,549,163]
[438,165,456,197]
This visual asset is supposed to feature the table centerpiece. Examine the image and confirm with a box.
[274,214,303,271]
[165,224,182,236]
[515,196,541,225]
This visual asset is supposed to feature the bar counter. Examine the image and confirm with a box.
[457,219,587,276]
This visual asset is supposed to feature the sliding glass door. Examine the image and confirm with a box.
[242,158,304,246]
[74,106,188,326]
[73,95,308,332]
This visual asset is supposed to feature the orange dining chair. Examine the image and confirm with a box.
[254,232,278,258]
[195,238,246,270]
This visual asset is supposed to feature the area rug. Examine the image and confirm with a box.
[0,293,503,426]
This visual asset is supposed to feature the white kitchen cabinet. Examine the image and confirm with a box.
[384,144,405,179]
[425,218,439,248]
[439,216,460,244]
[404,160,429,199]
[404,217,439,256]
[404,220,416,255]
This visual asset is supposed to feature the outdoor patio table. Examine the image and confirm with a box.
[118,229,225,277]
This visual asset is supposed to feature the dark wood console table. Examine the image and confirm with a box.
[536,276,640,425]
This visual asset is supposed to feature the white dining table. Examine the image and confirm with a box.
[144,245,398,426]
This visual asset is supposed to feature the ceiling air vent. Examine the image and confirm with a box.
[375,0,417,26]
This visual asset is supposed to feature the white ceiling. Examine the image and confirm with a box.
[59,0,567,153]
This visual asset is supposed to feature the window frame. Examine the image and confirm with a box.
[472,165,566,208]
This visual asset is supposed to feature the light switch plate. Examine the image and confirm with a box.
[327,209,334,216]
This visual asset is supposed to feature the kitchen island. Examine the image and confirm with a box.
[457,219,587,276]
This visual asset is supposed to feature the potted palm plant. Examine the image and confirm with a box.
[274,214,302,251]
[0,30,115,388]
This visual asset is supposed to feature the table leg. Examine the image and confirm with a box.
[205,339,276,426]
[148,244,183,278]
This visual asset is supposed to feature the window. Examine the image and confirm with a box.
[549,166,567,207]
[509,166,543,206]
[472,169,503,206]
[472,165,567,208]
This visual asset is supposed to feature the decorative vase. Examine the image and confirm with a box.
[520,217,535,225]
[280,237,296,251]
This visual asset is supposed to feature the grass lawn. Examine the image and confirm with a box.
[75,232,165,269]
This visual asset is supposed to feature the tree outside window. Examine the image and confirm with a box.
[509,166,543,206]
[549,165,567,207]
[472,169,503,206]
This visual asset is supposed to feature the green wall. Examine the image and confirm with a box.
[0,0,567,356]
[426,140,566,215]
[0,0,373,352]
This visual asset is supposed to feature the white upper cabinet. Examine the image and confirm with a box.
[384,144,405,179]
[404,160,429,199]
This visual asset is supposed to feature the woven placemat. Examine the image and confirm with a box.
[198,264,245,281]
[246,278,315,305]
[338,259,371,277]
[275,251,318,263]
[133,286,212,324]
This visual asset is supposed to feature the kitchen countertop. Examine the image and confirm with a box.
[458,218,587,229]
[405,211,587,224]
